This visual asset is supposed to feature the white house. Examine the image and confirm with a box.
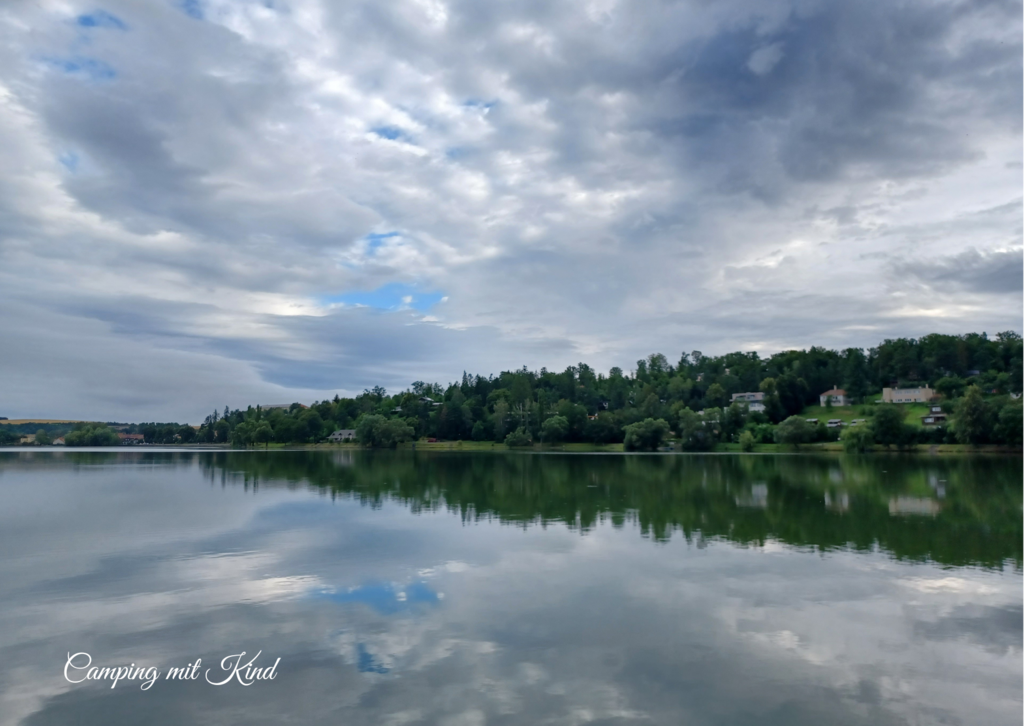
[730,391,765,413]
[881,387,935,404]
[819,387,849,406]
[328,429,356,442]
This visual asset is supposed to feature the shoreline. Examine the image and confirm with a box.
[2,442,1020,455]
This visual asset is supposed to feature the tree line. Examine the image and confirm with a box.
[6,331,1018,449]
[200,331,1022,450]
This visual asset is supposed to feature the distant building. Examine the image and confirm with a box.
[328,429,356,443]
[118,433,144,445]
[881,386,935,404]
[889,497,940,516]
[819,387,849,406]
[52,437,65,445]
[921,412,948,426]
[826,419,843,428]
[730,392,765,412]
[261,403,307,411]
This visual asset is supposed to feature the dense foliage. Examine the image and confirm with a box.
[3,331,1020,449]
[196,331,1019,449]
[64,423,120,446]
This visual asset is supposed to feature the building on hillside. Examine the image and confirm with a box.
[730,392,765,413]
[118,433,145,445]
[261,403,307,411]
[921,412,948,426]
[328,429,356,443]
[826,419,843,428]
[881,386,935,404]
[819,387,849,406]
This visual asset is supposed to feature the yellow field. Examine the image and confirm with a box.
[0,419,85,425]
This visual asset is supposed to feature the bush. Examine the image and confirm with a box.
[774,416,814,447]
[871,405,911,448]
[738,430,755,452]
[65,424,120,447]
[841,425,874,453]
[504,427,533,447]
[541,415,569,444]
[953,385,990,445]
[676,410,715,451]
[623,418,670,451]
[356,414,414,448]
[584,412,624,444]
[995,397,1023,446]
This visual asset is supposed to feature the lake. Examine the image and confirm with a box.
[0,450,1020,725]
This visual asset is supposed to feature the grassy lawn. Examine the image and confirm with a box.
[799,402,936,428]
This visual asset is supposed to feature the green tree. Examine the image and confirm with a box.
[581,412,619,443]
[65,424,120,447]
[995,398,1022,446]
[871,405,908,448]
[541,415,569,444]
[738,430,755,452]
[705,383,727,409]
[676,409,713,451]
[356,415,414,448]
[759,377,785,423]
[492,399,510,441]
[254,422,274,448]
[35,429,52,446]
[774,416,813,448]
[623,418,670,451]
[230,422,253,448]
[953,385,989,445]
[504,427,533,447]
[214,418,231,443]
[841,426,874,453]
[934,376,966,400]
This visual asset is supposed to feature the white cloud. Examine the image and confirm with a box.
[0,0,1019,420]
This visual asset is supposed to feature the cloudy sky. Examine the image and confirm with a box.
[0,0,1020,422]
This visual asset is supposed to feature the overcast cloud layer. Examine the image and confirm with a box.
[0,0,1020,421]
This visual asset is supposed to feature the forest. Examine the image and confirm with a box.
[7,331,1018,450]
[145,331,1024,450]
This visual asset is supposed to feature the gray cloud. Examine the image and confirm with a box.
[0,0,1020,420]
[895,247,1023,294]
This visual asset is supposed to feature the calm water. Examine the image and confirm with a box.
[0,450,1020,726]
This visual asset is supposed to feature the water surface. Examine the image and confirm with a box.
[0,450,1020,725]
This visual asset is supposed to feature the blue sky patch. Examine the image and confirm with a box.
[370,126,407,141]
[356,643,390,674]
[463,99,497,112]
[324,283,444,312]
[365,231,400,252]
[178,0,204,19]
[77,10,127,30]
[46,57,116,80]
[313,580,441,615]
[58,152,80,172]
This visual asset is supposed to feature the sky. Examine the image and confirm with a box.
[0,0,1020,422]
